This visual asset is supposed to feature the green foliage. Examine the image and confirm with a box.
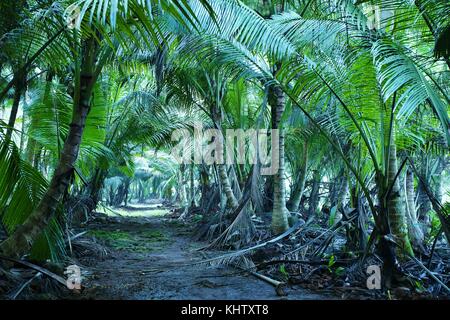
[415,280,426,293]
[88,228,170,252]
[327,254,336,273]
[279,263,289,281]
[0,137,66,261]
[326,254,345,276]
[429,211,442,241]
[328,206,338,227]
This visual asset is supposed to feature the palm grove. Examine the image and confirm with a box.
[0,0,449,294]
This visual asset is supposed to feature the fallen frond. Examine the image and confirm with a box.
[195,219,306,266]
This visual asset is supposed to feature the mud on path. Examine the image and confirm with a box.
[73,207,333,300]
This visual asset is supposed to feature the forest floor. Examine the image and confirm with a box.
[66,205,335,300]
[4,203,447,300]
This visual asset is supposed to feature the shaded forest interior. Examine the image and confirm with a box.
[0,0,449,300]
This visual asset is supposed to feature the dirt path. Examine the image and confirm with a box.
[75,209,333,300]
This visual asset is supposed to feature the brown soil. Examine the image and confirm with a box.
[71,211,335,300]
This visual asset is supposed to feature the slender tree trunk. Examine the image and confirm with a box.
[179,164,189,207]
[338,175,349,209]
[269,83,289,234]
[331,168,348,210]
[209,100,239,211]
[405,168,425,249]
[113,183,125,207]
[346,182,366,252]
[334,173,348,223]
[108,185,114,206]
[386,128,413,257]
[356,196,368,251]
[308,170,321,219]
[0,38,98,258]
[262,176,273,211]
[417,180,431,224]
[329,181,339,209]
[190,163,195,207]
[218,164,239,209]
[199,165,210,210]
[138,180,145,203]
[19,108,26,152]
[86,168,108,212]
[287,141,308,212]
[417,171,432,238]
[5,72,25,142]
[112,178,130,207]
[433,158,445,204]
[124,178,130,206]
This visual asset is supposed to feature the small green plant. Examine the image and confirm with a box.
[327,254,336,273]
[326,255,345,276]
[415,280,425,293]
[279,264,289,281]
[328,206,337,227]
[428,211,441,244]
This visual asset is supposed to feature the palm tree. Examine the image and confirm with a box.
[268,73,291,234]
[0,0,216,258]
[0,0,448,292]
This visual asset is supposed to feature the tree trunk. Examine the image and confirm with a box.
[85,168,107,213]
[190,163,195,207]
[262,176,273,212]
[417,178,431,243]
[405,168,425,250]
[433,158,445,204]
[199,165,210,210]
[112,179,129,207]
[208,98,239,211]
[287,141,308,212]
[0,38,98,258]
[218,164,239,210]
[138,180,145,203]
[5,72,26,142]
[376,174,403,289]
[124,178,130,206]
[331,169,348,210]
[334,173,348,223]
[386,128,413,257]
[179,164,188,207]
[308,170,321,220]
[269,83,289,234]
